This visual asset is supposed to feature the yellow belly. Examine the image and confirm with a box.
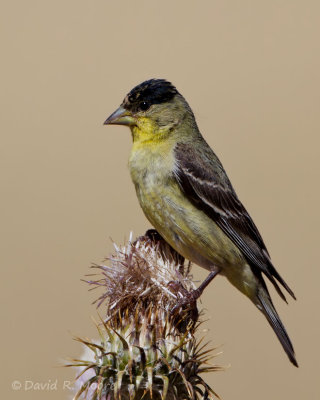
[129,142,258,299]
[139,179,243,268]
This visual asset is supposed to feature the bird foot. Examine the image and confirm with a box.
[171,288,202,314]
[171,269,220,314]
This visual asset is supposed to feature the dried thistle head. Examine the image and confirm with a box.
[68,231,221,400]
[86,230,198,330]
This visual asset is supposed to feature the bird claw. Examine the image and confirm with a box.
[170,270,220,314]
[171,288,201,314]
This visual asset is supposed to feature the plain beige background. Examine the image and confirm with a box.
[1,1,319,399]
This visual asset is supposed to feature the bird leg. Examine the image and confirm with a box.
[172,268,220,313]
[192,269,221,298]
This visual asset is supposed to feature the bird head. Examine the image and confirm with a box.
[104,79,196,143]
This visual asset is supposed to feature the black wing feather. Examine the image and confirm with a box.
[174,142,296,301]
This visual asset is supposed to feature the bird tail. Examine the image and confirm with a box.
[257,286,298,367]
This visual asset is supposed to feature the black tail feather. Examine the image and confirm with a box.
[257,289,298,367]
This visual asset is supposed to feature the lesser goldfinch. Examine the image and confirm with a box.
[104,79,297,366]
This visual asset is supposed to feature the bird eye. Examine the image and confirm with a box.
[139,101,150,111]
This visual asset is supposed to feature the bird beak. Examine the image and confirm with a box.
[103,106,136,126]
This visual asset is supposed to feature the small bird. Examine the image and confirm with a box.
[104,79,298,366]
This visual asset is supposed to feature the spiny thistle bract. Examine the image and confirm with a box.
[67,230,221,399]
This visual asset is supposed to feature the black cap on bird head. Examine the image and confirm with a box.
[104,79,182,126]
[122,79,179,113]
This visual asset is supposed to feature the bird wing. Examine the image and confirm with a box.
[174,141,295,301]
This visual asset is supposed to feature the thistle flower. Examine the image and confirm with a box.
[67,230,221,399]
